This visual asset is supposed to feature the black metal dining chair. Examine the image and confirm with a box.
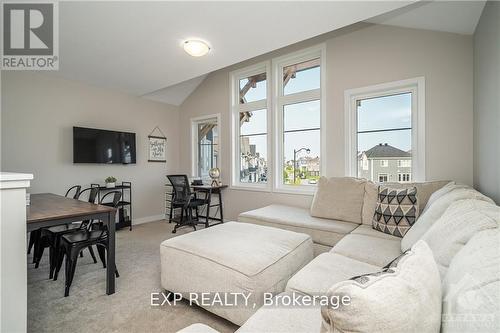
[28,185,82,257]
[38,187,99,279]
[167,175,208,234]
[55,190,121,297]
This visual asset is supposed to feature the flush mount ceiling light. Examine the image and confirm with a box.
[183,40,210,57]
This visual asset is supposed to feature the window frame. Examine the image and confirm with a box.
[344,77,426,182]
[230,62,272,191]
[190,113,221,179]
[272,45,326,194]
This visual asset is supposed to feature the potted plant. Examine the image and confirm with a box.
[105,176,117,188]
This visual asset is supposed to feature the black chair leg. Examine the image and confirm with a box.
[88,246,97,263]
[64,249,79,297]
[28,230,39,255]
[34,238,45,268]
[49,245,55,279]
[96,245,106,268]
[54,248,65,281]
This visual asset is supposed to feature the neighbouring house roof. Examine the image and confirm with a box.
[364,143,411,158]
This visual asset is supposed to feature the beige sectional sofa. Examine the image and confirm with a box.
[239,178,449,256]
[177,178,499,333]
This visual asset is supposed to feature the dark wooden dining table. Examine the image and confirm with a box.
[27,193,117,295]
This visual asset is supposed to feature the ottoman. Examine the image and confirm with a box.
[160,222,313,325]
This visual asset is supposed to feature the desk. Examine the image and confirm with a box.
[192,185,228,227]
[27,193,117,295]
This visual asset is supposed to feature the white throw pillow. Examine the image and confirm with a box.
[421,199,499,278]
[401,186,494,251]
[441,229,500,333]
[321,240,442,333]
[310,177,366,224]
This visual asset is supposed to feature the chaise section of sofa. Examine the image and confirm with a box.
[238,204,358,255]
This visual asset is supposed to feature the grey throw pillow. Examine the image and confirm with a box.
[372,186,419,237]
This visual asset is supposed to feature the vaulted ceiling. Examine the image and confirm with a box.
[50,1,485,106]
[52,1,415,105]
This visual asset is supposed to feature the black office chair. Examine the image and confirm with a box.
[39,187,99,279]
[167,175,207,234]
[28,185,82,257]
[55,190,121,297]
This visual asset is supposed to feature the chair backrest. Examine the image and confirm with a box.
[77,187,100,203]
[167,175,191,203]
[65,185,82,199]
[99,191,122,207]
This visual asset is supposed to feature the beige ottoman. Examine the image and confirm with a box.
[160,222,313,325]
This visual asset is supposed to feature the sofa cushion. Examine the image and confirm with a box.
[238,204,358,247]
[372,186,418,237]
[401,186,495,251]
[330,234,401,267]
[421,199,499,278]
[321,241,442,333]
[236,292,322,333]
[285,253,379,296]
[362,180,449,225]
[441,229,500,333]
[351,224,403,241]
[310,177,366,224]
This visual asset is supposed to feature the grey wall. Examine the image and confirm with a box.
[179,23,474,220]
[473,1,500,204]
[1,72,180,221]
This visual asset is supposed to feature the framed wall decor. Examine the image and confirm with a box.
[148,126,167,162]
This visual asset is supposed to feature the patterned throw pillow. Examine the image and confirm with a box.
[372,186,418,237]
[320,241,442,333]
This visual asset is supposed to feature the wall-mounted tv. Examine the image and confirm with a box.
[73,126,136,164]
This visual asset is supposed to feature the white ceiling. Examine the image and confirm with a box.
[366,1,486,35]
[53,1,415,105]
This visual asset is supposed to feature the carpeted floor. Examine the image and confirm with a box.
[27,220,239,333]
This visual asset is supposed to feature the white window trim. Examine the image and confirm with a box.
[344,77,426,181]
[190,113,221,178]
[230,61,272,192]
[272,44,326,195]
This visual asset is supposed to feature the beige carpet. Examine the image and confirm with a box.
[27,221,238,333]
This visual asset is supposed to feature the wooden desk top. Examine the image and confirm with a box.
[27,193,116,224]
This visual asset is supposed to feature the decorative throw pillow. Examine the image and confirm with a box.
[310,177,366,223]
[320,240,442,333]
[372,186,418,237]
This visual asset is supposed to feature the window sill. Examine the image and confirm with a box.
[229,185,271,193]
[273,186,316,196]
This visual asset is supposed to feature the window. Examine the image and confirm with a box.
[274,47,324,191]
[231,63,270,188]
[345,78,425,183]
[378,173,388,183]
[398,173,411,182]
[231,45,325,192]
[398,159,411,167]
[191,115,220,179]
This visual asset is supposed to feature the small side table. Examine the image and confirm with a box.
[192,184,228,228]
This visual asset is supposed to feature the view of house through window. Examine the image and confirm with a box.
[194,118,218,179]
[238,72,268,184]
[280,57,321,186]
[356,92,412,183]
[231,47,324,190]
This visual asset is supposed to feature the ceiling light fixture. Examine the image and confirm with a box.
[183,40,210,57]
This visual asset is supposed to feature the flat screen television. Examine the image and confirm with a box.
[73,126,136,164]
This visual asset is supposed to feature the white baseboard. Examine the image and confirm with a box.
[133,214,166,225]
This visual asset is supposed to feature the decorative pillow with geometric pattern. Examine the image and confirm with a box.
[372,186,419,237]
